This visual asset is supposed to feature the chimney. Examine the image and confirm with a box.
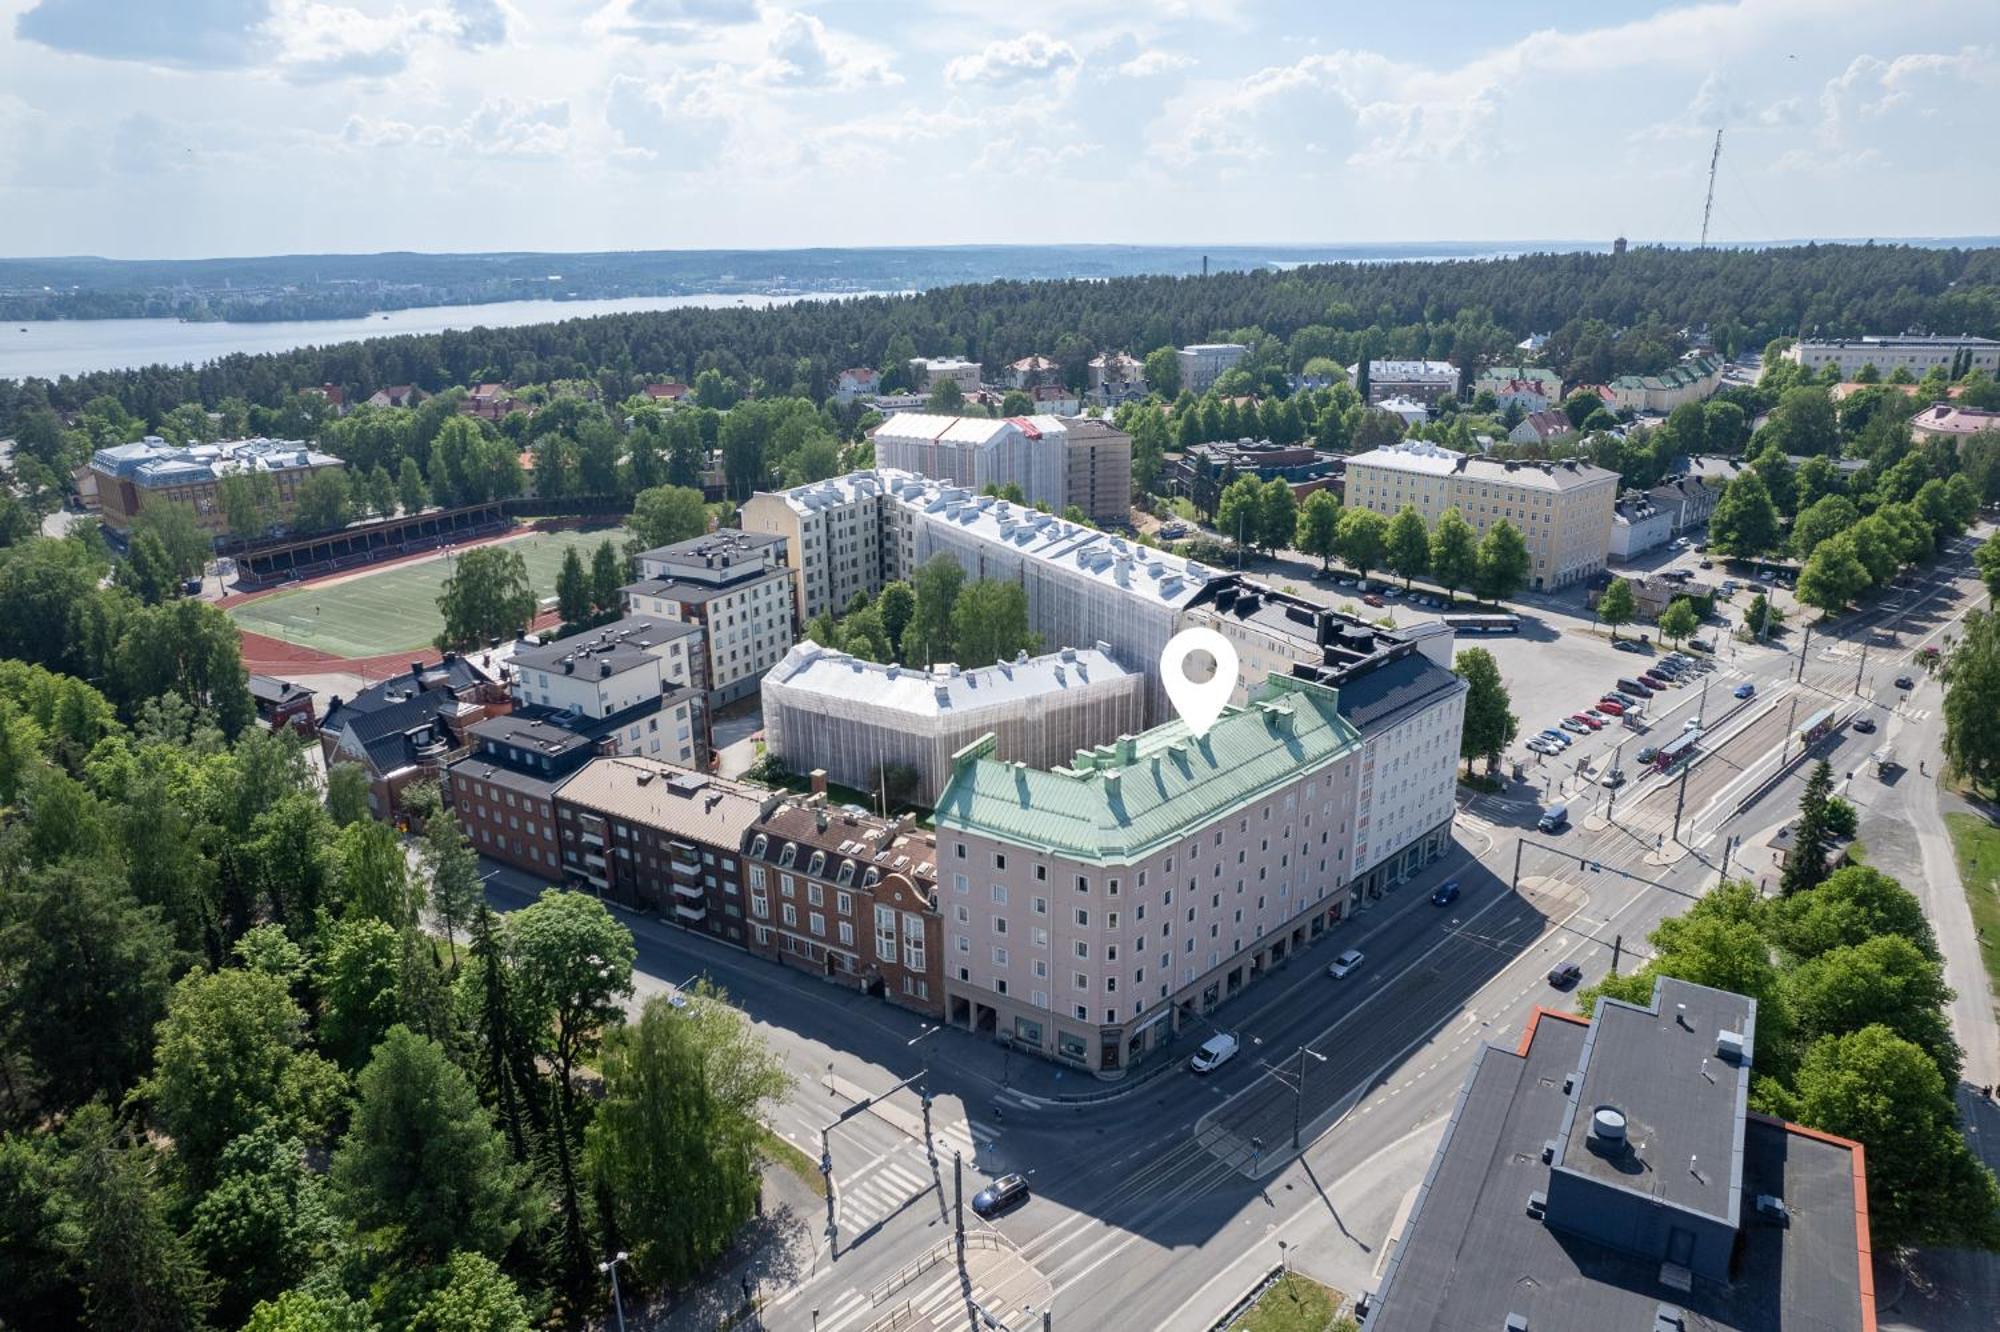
[410,660,425,681]
[600,660,613,678]
[810,768,828,798]
[563,657,575,675]
[815,807,829,832]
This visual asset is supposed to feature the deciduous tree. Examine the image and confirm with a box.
[1294,490,1341,571]
[1454,648,1516,774]
[1385,505,1430,589]
[1596,577,1635,640]
[1335,506,1388,581]
[1472,519,1532,602]
[1427,508,1478,602]
[435,545,535,651]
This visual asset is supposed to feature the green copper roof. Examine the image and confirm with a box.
[932,675,1361,865]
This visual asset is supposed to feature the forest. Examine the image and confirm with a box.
[4,243,1997,438]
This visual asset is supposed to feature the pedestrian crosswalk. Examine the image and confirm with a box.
[811,1287,873,1332]
[933,1116,998,1163]
[837,1157,934,1235]
[805,1269,1009,1332]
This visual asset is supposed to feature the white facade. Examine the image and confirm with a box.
[1609,496,1673,561]
[1785,335,1999,378]
[762,642,1146,803]
[870,414,1069,511]
[628,532,797,707]
[909,358,983,392]
[1176,343,1249,392]
[1348,685,1465,884]
[834,368,881,402]
[742,472,891,624]
[1377,395,1429,425]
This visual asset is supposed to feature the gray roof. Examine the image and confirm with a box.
[91,436,340,486]
[1369,978,1868,1332]
[447,756,565,801]
[623,569,785,605]
[635,529,784,564]
[469,712,595,761]
[511,615,696,677]
[1328,652,1466,734]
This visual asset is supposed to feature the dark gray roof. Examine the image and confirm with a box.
[1369,979,1868,1332]
[635,529,784,566]
[469,712,595,760]
[324,655,488,724]
[511,615,696,676]
[446,755,564,801]
[622,569,783,605]
[1329,653,1466,734]
[248,674,311,706]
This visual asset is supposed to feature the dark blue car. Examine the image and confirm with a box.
[1431,880,1461,907]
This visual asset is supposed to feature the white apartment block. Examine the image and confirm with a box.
[870,413,1069,511]
[509,616,700,719]
[1343,440,1619,591]
[932,675,1366,1072]
[625,530,797,707]
[1785,335,1999,379]
[762,641,1146,805]
[742,471,892,624]
[1351,359,1457,406]
[1176,343,1249,393]
[909,358,983,392]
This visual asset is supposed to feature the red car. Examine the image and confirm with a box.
[1362,594,1386,608]
[1595,699,1625,716]
[1570,713,1603,730]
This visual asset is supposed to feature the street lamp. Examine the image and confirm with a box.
[1291,1045,1329,1149]
[598,1252,629,1332]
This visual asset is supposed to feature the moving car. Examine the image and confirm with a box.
[971,1173,1030,1218]
[1853,716,1877,734]
[1684,716,1703,732]
[1189,1032,1239,1074]
[1431,880,1461,906]
[1548,961,1584,989]
[1635,745,1659,764]
[1699,559,1715,569]
[1734,683,1756,699]
[1689,637,1716,653]
[1895,675,1916,690]
[1599,769,1627,788]
[1537,803,1569,833]
[1327,949,1366,978]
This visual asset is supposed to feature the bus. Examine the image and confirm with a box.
[1797,706,1837,748]
[1650,731,1700,773]
[1440,613,1523,635]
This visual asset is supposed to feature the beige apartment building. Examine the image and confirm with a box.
[1343,440,1618,591]
[931,675,1365,1073]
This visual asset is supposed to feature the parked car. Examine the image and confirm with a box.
[1689,637,1716,653]
[1526,737,1559,756]
[1616,678,1655,698]
[1614,639,1648,654]
[1570,713,1602,730]
[1363,594,1386,608]
[1327,949,1366,978]
[1158,522,1189,539]
[1382,587,1402,599]
[1853,717,1877,734]
[1636,746,1659,764]
[971,1173,1031,1217]
[1560,718,1589,734]
[1189,1032,1239,1074]
[1431,880,1461,907]
[1548,961,1584,989]
[1585,708,1611,723]
[1606,691,1639,706]
[1595,699,1626,716]
[1699,559,1714,569]
[1734,683,1756,699]
[1539,729,1571,748]
[1895,675,1916,690]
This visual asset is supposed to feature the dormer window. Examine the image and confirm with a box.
[836,860,856,886]
[863,868,881,887]
[778,842,797,868]
[807,850,826,877]
[749,834,768,859]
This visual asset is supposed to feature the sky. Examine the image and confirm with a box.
[0,0,1996,260]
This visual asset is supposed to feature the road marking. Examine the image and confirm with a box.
[814,1289,874,1332]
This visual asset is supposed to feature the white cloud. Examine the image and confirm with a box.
[341,95,571,157]
[599,0,758,43]
[603,70,729,163]
[14,0,277,68]
[757,11,896,90]
[945,32,1078,86]
[1114,49,1191,78]
[450,0,508,48]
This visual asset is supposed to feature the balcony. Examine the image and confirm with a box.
[671,881,705,902]
[673,901,707,922]
[669,855,702,879]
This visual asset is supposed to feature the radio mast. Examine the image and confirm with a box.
[1699,129,1723,247]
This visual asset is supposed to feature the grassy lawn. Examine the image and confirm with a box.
[229,526,615,658]
[1945,811,2000,1006]
[1225,1274,1352,1332]
[756,1125,828,1199]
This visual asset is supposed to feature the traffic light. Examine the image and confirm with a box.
[819,1152,832,1175]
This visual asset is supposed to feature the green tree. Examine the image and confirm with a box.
[591,537,625,615]
[1769,864,1940,963]
[1797,534,1869,616]
[325,761,372,828]
[334,818,421,927]
[926,377,964,413]
[220,472,280,539]
[907,553,965,665]
[1384,505,1430,589]
[404,1251,535,1332]
[1335,506,1388,581]
[114,598,258,740]
[1142,347,1181,398]
[627,484,708,550]
[1454,647,1517,774]
[1596,576,1636,640]
[143,966,347,1184]
[554,545,592,626]
[876,580,917,657]
[316,915,407,1071]
[0,1129,82,1328]
[1216,475,1263,552]
[131,501,211,581]
[1658,597,1699,648]
[1784,934,1961,1082]
[1781,760,1836,897]
[54,1104,215,1332]
[585,987,790,1289]
[465,904,546,1164]
[1427,508,1479,603]
[242,1289,375,1332]
[435,545,535,651]
[292,469,353,533]
[331,1025,534,1264]
[1472,519,1532,602]
[1742,591,1779,639]
[1790,495,1860,562]
[1294,489,1341,571]
[1977,532,2000,598]
[1943,608,2000,793]
[1708,471,1780,555]
[397,457,431,515]
[0,860,176,1116]
[951,579,1038,667]
[1785,1026,2000,1251]
[188,1124,336,1327]
[423,811,483,965]
[1255,478,1298,554]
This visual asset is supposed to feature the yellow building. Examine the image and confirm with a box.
[1343,440,1618,591]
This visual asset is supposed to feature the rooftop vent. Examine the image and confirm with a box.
[1541,1139,1559,1165]
[1716,1029,1748,1064]
[1590,1106,1628,1150]
[1505,1316,1528,1332]
[1754,1193,1790,1226]
[1653,1306,1687,1332]
[1524,1192,1547,1221]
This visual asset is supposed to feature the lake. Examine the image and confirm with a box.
[0,292,885,382]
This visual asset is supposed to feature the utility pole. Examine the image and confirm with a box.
[1611,933,1623,974]
[1672,759,1692,843]
[1291,1045,1328,1149]
[1699,128,1724,247]
[1512,836,1525,892]
[1779,694,1800,767]
[598,1252,630,1332]
[1854,637,1870,696]
[1797,620,1813,683]
[1605,736,1628,819]
[1720,833,1738,880]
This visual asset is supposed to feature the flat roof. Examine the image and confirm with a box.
[556,758,769,845]
[1369,980,1869,1332]
[870,413,1068,446]
[765,641,1139,717]
[1798,334,1997,348]
[511,615,696,676]
[91,435,341,485]
[468,712,596,759]
[1347,440,1618,491]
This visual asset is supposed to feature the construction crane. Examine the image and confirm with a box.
[1699,129,1723,247]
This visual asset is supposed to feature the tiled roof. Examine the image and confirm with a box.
[933,675,1359,863]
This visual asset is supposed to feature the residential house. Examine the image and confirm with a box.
[1351,359,1457,407]
[248,674,317,736]
[319,654,501,823]
[444,714,600,875]
[1508,409,1574,444]
[908,358,983,393]
[365,385,425,409]
[642,382,691,403]
[1609,492,1672,561]
[1003,355,1063,391]
[1909,403,2000,444]
[833,368,881,403]
[1175,343,1249,393]
[1086,352,1146,406]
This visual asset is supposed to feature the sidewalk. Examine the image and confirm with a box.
[622,1160,824,1332]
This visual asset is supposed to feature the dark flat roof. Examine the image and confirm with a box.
[1329,652,1466,734]
[469,712,595,759]
[1369,981,1869,1332]
[447,755,564,801]
[511,615,696,676]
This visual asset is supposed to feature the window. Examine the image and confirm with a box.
[954,873,970,895]
[991,883,1009,905]
[1033,958,1048,978]
[1034,864,1047,882]
[993,852,1007,870]
[1032,896,1047,916]
[875,905,897,963]
[992,946,1009,966]
[838,921,854,947]
[781,903,797,927]
[806,883,824,907]
[994,916,1008,935]
[809,912,825,937]
[1075,875,1090,893]
[1075,907,1090,927]
[1074,940,1089,960]
[836,891,852,916]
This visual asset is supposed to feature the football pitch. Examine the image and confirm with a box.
[228,527,615,659]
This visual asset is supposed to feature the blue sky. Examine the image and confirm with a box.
[1,0,1995,258]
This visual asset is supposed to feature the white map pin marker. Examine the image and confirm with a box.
[1160,626,1239,738]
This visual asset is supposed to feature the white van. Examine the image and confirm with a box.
[1189,1032,1239,1074]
